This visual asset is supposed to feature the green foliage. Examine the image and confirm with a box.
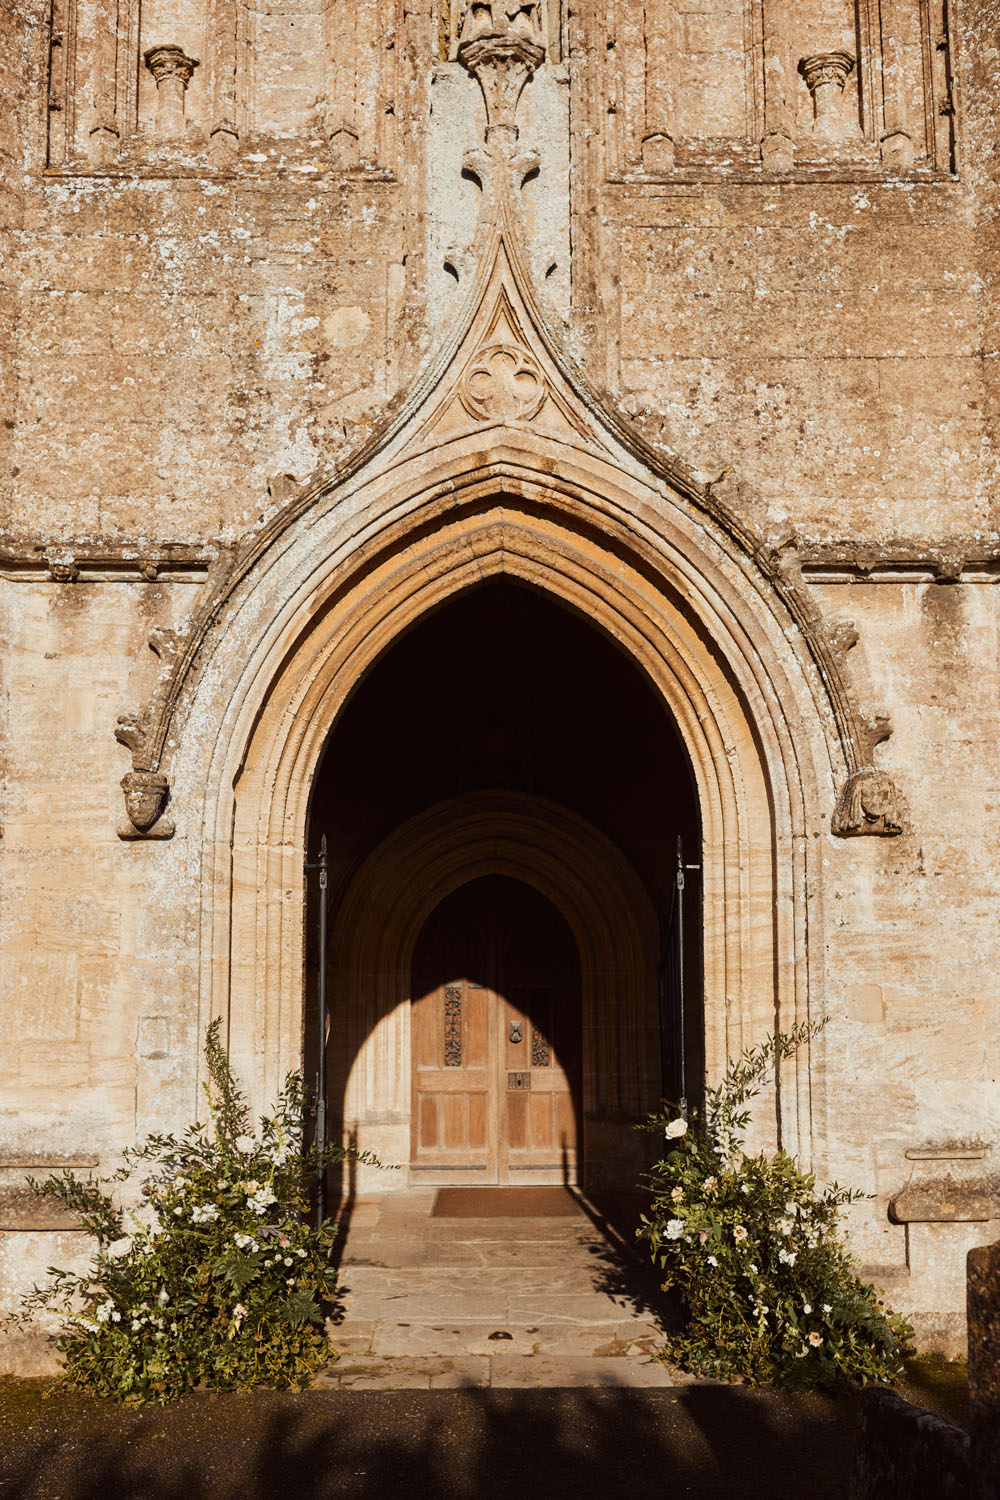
[639,1021,912,1389]
[11,1021,381,1402]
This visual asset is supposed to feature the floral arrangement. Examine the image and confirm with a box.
[639,1022,912,1388]
[10,1021,380,1401]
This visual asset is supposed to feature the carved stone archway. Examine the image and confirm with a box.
[115,46,904,1175]
[182,487,818,1174]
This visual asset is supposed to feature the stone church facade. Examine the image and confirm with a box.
[1,0,998,1364]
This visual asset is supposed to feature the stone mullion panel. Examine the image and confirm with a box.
[321,0,382,167]
[641,0,677,173]
[759,0,795,168]
[618,0,647,172]
[88,0,120,161]
[855,0,882,144]
[207,0,239,162]
[567,0,605,364]
[375,0,399,175]
[46,0,75,167]
[877,0,915,164]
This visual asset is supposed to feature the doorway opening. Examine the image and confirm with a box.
[411,874,582,1185]
[305,577,701,1193]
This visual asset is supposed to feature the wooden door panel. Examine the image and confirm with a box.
[411,976,492,1173]
[411,876,581,1185]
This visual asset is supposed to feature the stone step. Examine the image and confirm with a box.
[329,1316,662,1359]
[315,1353,683,1390]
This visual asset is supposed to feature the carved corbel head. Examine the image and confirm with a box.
[119,769,174,841]
[832,767,906,838]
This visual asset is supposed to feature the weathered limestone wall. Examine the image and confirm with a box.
[1,0,998,1363]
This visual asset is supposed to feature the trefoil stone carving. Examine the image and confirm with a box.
[460,342,547,424]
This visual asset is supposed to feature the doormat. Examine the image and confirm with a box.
[431,1187,582,1218]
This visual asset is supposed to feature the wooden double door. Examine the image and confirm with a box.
[410,875,582,1184]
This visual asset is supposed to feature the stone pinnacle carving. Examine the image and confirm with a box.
[798,51,855,141]
[143,45,199,141]
[457,1,546,152]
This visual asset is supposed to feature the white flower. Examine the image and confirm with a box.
[248,1185,276,1216]
[233,1303,248,1323]
[191,1203,220,1224]
[822,1303,832,1314]
[670,1187,684,1202]
[296,1247,307,1258]
[776,1217,793,1236]
[740,1183,750,1195]
[283,1256,293,1267]
[802,1303,812,1315]
[808,1331,823,1348]
[665,1219,685,1240]
[158,1287,170,1305]
[707,1255,718,1267]
[235,1135,256,1155]
[703,1176,717,1191]
[733,1224,748,1243]
[664,1118,688,1139]
[105,1238,131,1261]
[95,1301,116,1324]
[778,1248,797,1266]
[173,1206,184,1216]
[234,1232,259,1252]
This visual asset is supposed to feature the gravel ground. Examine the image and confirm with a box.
[0,1380,860,1500]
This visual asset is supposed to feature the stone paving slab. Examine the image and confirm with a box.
[328,1189,670,1383]
[314,1354,683,1389]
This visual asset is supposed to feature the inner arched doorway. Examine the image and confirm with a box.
[306,577,702,1193]
[411,875,582,1185]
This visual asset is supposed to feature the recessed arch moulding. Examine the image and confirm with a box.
[154,436,852,1188]
[117,163,904,1186]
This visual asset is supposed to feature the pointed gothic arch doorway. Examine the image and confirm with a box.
[305,577,702,1193]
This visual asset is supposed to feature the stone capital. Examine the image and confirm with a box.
[143,45,199,88]
[798,50,855,96]
[798,51,856,142]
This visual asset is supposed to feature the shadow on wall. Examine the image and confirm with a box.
[0,1384,860,1500]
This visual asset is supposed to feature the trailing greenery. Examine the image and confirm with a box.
[10,1022,380,1402]
[639,1022,912,1388]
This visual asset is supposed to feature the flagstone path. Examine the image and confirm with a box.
[317,1188,695,1389]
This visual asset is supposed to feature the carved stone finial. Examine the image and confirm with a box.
[118,770,174,841]
[143,45,199,141]
[798,51,855,141]
[458,1,546,152]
